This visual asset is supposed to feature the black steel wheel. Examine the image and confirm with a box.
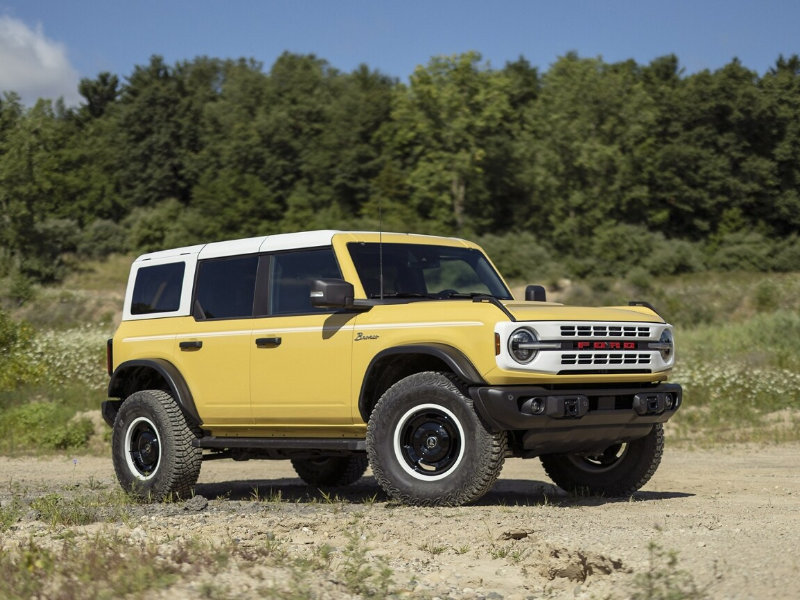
[394,403,464,479]
[112,389,202,501]
[540,424,664,497]
[367,371,506,506]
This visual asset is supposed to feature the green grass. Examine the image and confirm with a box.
[668,310,800,444]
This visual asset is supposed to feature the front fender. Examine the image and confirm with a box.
[358,343,486,421]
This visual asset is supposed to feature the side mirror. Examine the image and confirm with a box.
[310,279,355,309]
[525,284,547,302]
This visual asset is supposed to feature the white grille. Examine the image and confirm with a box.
[560,324,651,338]
[561,353,652,366]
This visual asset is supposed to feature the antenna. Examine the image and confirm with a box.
[379,194,384,300]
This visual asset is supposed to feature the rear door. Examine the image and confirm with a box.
[172,254,259,425]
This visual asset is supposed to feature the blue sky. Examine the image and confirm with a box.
[1,0,798,105]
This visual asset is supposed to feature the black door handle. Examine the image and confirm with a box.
[179,340,203,350]
[255,337,282,348]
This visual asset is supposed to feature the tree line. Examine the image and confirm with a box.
[1,50,800,285]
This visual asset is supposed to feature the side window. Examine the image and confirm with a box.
[131,262,185,314]
[194,255,258,320]
[270,248,341,315]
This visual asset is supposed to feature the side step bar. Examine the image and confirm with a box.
[193,436,366,452]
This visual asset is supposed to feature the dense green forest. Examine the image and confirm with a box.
[2,50,800,288]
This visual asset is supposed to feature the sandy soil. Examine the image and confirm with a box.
[1,444,798,599]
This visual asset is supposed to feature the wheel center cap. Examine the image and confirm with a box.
[425,435,438,449]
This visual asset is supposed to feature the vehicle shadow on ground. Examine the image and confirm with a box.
[193,476,693,507]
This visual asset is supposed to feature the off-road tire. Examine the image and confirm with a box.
[112,389,202,501]
[367,371,506,506]
[291,455,369,487]
[540,424,664,497]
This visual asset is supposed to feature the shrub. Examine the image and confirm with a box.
[28,325,108,389]
[771,236,800,272]
[78,219,128,258]
[706,231,772,271]
[0,402,94,453]
[0,309,43,391]
[18,218,81,283]
[123,199,207,253]
[476,231,561,282]
[644,237,705,275]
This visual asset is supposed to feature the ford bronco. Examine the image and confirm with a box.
[103,230,681,506]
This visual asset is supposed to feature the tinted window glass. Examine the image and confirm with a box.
[195,255,258,319]
[131,262,185,314]
[270,248,341,315]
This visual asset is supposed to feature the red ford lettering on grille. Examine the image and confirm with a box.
[576,341,637,350]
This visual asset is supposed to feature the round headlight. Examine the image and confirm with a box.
[658,329,674,361]
[508,328,538,364]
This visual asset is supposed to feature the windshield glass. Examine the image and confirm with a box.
[347,242,512,300]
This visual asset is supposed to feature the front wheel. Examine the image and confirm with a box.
[112,389,202,501]
[540,424,664,497]
[367,372,506,506]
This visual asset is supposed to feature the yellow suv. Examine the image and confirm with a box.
[104,231,681,506]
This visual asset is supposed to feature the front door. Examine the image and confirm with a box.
[250,248,355,425]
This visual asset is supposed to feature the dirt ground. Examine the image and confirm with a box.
[1,443,798,599]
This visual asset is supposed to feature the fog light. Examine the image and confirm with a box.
[522,397,546,415]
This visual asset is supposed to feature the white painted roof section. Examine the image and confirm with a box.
[131,230,342,264]
[260,230,339,252]
[198,236,265,259]
[133,244,204,264]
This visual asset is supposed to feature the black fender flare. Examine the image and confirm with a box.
[107,358,202,427]
[358,343,486,421]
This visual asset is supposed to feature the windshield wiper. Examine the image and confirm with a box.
[367,292,434,299]
[436,291,495,299]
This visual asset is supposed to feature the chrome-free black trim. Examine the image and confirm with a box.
[470,382,682,455]
[193,436,365,451]
[108,358,202,427]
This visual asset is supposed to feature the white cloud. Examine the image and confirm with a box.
[0,15,80,106]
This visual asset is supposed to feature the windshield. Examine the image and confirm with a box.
[347,242,512,300]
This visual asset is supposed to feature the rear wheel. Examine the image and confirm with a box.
[367,371,506,506]
[112,389,202,501]
[540,424,664,497]
[291,455,369,486]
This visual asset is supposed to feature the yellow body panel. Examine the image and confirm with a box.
[250,312,355,425]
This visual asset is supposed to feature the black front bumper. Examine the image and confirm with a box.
[470,382,682,456]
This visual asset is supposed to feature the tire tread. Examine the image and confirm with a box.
[540,424,664,497]
[367,371,506,506]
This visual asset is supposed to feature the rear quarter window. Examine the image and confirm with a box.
[131,262,185,314]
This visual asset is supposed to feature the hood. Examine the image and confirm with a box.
[501,301,665,324]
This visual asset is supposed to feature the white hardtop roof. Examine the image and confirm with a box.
[133,230,340,263]
[132,230,469,263]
